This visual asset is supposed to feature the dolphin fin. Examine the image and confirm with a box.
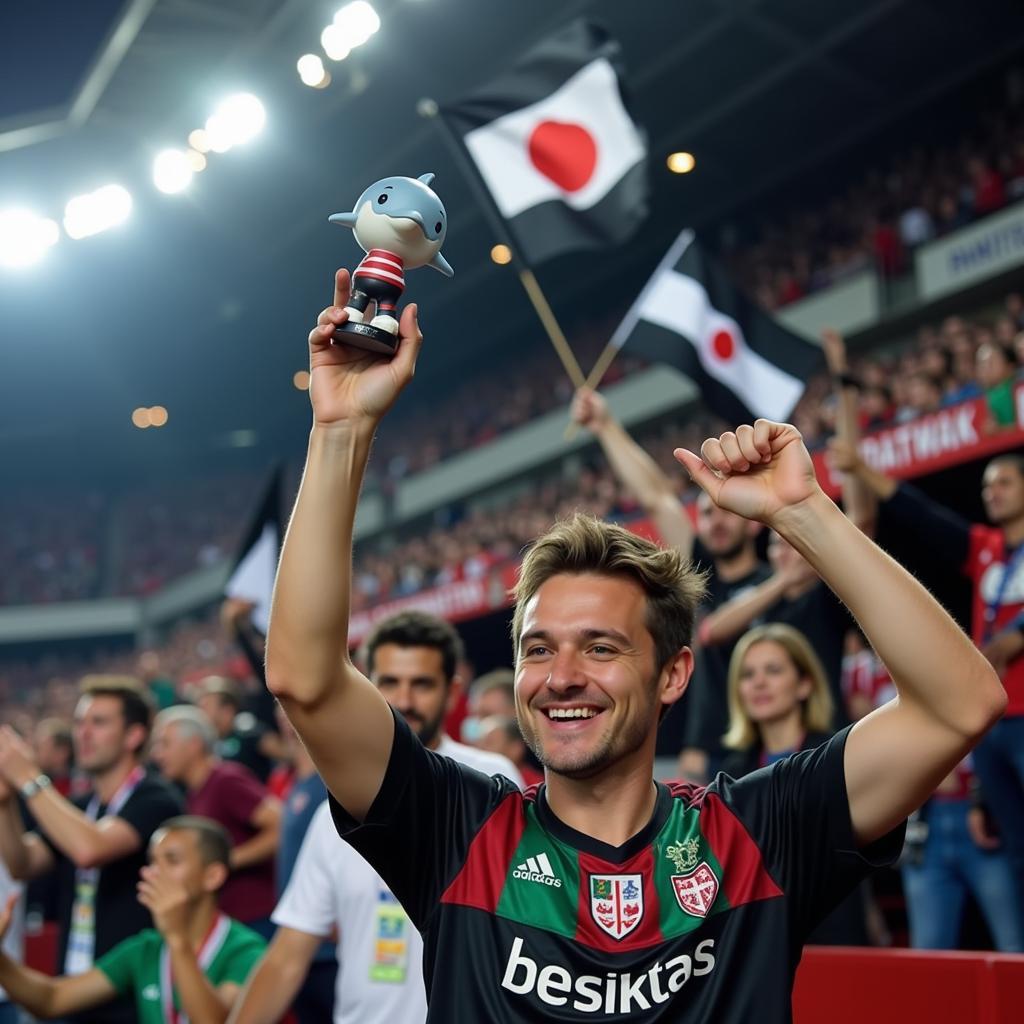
[429,251,454,277]
[417,172,436,187]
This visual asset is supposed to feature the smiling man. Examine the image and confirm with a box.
[264,272,1006,1022]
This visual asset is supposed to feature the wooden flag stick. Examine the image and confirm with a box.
[562,338,621,441]
[419,97,585,391]
[517,268,586,388]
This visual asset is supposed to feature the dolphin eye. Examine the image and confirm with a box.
[435,221,442,233]
[377,193,388,204]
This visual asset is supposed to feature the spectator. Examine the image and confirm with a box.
[0,676,183,1024]
[976,342,1018,428]
[833,447,1024,920]
[902,759,1024,952]
[151,707,281,938]
[462,667,516,744]
[0,860,22,1024]
[196,678,273,783]
[476,716,544,788]
[0,817,265,1022]
[32,718,74,797]
[228,611,523,1024]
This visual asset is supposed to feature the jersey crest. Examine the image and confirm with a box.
[589,873,644,940]
[671,862,720,919]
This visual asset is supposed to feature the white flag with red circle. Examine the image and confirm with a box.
[443,21,648,266]
[609,230,825,425]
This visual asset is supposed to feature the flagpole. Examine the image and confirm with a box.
[418,98,586,390]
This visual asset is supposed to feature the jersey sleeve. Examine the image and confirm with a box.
[717,727,904,941]
[272,803,339,938]
[94,930,153,995]
[328,706,518,929]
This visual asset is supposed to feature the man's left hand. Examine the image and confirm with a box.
[137,866,191,943]
[674,420,820,526]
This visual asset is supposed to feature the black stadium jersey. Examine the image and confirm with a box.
[330,709,903,1022]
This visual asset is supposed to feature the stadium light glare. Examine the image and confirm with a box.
[149,405,169,427]
[153,150,194,194]
[490,244,512,265]
[131,407,151,429]
[0,208,59,269]
[321,24,351,61]
[293,370,311,390]
[209,93,266,148]
[297,54,330,88]
[186,150,208,172]
[334,2,380,47]
[188,128,211,153]
[667,151,696,174]
[63,184,132,240]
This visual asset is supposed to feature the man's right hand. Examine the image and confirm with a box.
[571,387,611,433]
[308,269,423,428]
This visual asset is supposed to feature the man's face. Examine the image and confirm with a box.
[515,573,690,780]
[148,829,219,898]
[73,695,133,775]
[150,723,199,783]
[696,493,751,560]
[470,687,515,720]
[196,695,234,739]
[34,730,70,776]
[982,461,1024,525]
[371,644,454,748]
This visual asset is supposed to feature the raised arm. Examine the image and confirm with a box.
[571,388,695,556]
[265,269,421,820]
[0,728,140,871]
[676,421,1006,846]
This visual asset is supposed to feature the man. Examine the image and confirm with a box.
[270,705,335,1023]
[477,717,544,788]
[0,676,183,1024]
[261,277,1005,1021]
[571,386,769,776]
[831,442,1024,907]
[151,707,280,937]
[462,668,517,744]
[229,610,522,1024]
[0,817,265,1023]
[196,678,274,783]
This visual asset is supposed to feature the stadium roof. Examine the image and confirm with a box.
[2,0,1023,480]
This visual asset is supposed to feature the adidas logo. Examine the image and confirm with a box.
[512,852,563,887]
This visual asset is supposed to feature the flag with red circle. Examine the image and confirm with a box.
[608,230,825,425]
[442,20,648,266]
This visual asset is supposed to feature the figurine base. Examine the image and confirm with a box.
[332,321,398,355]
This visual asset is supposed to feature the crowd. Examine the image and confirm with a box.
[724,66,1024,309]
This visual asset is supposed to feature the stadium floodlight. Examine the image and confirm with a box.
[297,53,330,87]
[188,128,211,153]
[63,184,132,241]
[153,149,194,194]
[667,151,696,174]
[186,150,207,172]
[0,208,60,269]
[205,93,266,150]
[149,405,169,427]
[321,23,351,61]
[333,2,380,47]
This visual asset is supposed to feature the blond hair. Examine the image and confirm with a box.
[723,623,834,751]
[512,513,706,671]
